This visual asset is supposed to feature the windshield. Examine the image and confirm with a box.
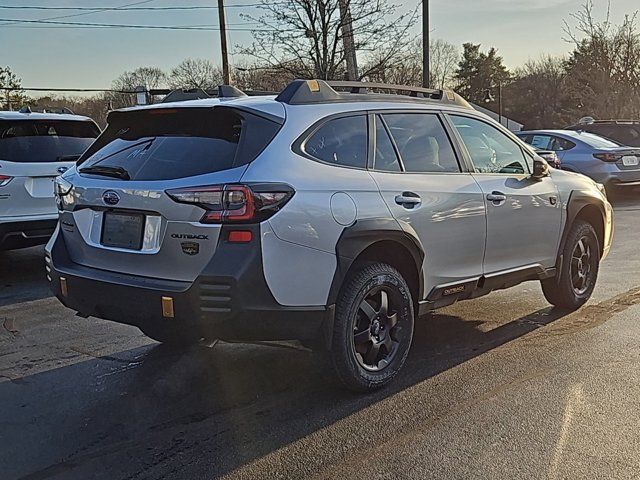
[574,131,622,148]
[0,119,99,163]
[79,107,280,181]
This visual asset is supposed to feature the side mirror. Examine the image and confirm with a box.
[532,157,550,180]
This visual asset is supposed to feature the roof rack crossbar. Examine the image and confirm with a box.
[326,80,444,100]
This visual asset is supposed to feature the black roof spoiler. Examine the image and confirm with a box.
[274,79,472,108]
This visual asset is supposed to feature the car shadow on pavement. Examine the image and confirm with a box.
[0,304,569,480]
[0,246,51,307]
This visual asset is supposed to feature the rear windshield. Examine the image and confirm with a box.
[0,119,99,163]
[78,107,281,181]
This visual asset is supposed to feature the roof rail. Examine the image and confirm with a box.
[328,80,443,99]
[275,79,472,108]
[150,85,259,103]
[16,105,76,115]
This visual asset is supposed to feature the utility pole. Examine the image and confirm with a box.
[338,0,358,80]
[217,0,231,85]
[422,0,429,88]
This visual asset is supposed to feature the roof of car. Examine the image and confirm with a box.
[0,111,95,123]
[111,80,476,122]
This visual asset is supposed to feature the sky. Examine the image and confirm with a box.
[0,0,638,93]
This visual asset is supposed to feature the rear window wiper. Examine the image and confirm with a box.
[79,165,130,180]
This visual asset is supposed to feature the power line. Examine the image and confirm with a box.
[0,3,271,11]
[0,17,280,31]
[0,0,157,27]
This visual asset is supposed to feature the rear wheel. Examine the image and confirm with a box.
[541,220,600,310]
[330,262,414,392]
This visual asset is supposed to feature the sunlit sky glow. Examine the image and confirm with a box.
[1,0,638,91]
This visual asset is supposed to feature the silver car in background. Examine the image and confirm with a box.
[517,129,640,194]
[0,110,100,250]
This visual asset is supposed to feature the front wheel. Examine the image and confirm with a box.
[541,220,600,310]
[330,262,414,392]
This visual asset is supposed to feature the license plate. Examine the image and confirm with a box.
[622,155,639,166]
[101,212,145,250]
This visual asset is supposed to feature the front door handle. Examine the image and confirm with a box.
[486,191,507,204]
[395,192,421,207]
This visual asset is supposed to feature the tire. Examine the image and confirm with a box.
[330,262,414,392]
[541,219,600,310]
[139,323,205,347]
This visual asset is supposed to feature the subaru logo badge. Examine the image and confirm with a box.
[102,190,120,206]
[57,166,68,174]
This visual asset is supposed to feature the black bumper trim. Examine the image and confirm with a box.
[0,218,58,250]
[47,225,333,344]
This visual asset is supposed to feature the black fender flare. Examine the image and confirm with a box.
[556,190,607,270]
[326,218,425,306]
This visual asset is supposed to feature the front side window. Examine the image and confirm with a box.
[304,115,368,169]
[450,115,530,174]
[382,113,460,173]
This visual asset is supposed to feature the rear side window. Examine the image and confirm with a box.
[0,119,99,163]
[382,113,460,173]
[374,116,401,172]
[551,136,575,151]
[303,115,368,169]
[79,107,280,181]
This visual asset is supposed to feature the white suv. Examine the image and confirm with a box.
[0,110,100,250]
[47,80,613,391]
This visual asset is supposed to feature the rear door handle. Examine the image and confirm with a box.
[486,191,507,204]
[395,192,421,207]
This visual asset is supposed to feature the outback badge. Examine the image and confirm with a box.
[181,241,199,256]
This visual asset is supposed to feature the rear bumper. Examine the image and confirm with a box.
[46,225,334,344]
[587,168,640,187]
[0,217,58,250]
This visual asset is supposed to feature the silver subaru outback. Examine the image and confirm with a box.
[47,80,613,391]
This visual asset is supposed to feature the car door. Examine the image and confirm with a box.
[369,112,486,297]
[448,114,563,274]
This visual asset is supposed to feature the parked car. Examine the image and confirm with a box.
[0,109,100,250]
[47,80,613,391]
[566,118,640,147]
[516,129,640,193]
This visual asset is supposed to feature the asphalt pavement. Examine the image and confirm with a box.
[1,197,640,480]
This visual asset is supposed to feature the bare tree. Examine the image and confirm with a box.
[430,39,459,88]
[108,66,167,108]
[563,1,640,119]
[169,59,224,90]
[232,62,295,92]
[364,38,459,89]
[238,0,417,80]
[504,55,571,128]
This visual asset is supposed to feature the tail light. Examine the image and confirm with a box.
[166,183,294,224]
[0,175,12,187]
[53,176,74,210]
[593,153,620,162]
